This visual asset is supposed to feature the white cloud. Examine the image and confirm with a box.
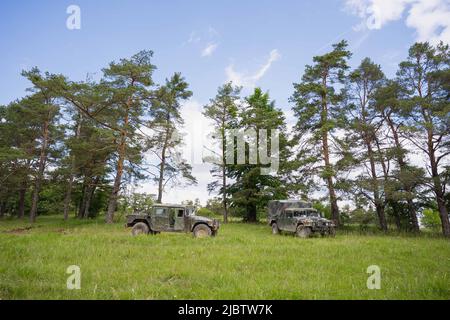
[406,0,450,44]
[187,31,201,44]
[208,26,219,37]
[201,43,219,57]
[185,27,221,54]
[225,49,281,88]
[344,0,450,44]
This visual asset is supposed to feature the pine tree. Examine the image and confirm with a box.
[62,109,83,220]
[228,88,288,222]
[0,99,41,218]
[397,42,450,237]
[290,40,352,226]
[373,80,424,231]
[101,51,155,223]
[148,73,196,203]
[347,58,388,230]
[203,82,241,223]
[21,69,62,223]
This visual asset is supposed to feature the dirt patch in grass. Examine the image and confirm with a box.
[4,226,33,234]
[55,228,70,235]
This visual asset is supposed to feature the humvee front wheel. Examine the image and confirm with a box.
[296,226,312,238]
[328,227,336,237]
[271,223,280,235]
[131,222,149,236]
[193,224,212,238]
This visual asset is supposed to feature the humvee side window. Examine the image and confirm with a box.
[154,208,167,216]
[177,209,184,217]
[307,210,319,217]
[286,211,293,218]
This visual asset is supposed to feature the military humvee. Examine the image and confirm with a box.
[268,200,335,238]
[126,204,219,238]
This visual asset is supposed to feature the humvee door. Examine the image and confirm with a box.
[279,210,296,232]
[284,210,297,232]
[278,211,287,231]
[152,207,169,231]
[173,208,185,231]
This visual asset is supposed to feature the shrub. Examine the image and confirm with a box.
[196,207,221,218]
[421,208,441,230]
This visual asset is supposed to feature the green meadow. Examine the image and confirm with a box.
[0,215,449,300]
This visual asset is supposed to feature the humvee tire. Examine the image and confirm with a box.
[193,224,212,238]
[328,227,336,237]
[296,226,312,238]
[131,222,149,236]
[271,222,280,235]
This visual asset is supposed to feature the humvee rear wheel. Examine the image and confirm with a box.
[193,224,212,238]
[271,223,280,235]
[131,222,149,236]
[296,226,312,238]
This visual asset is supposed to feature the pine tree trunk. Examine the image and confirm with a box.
[64,113,82,221]
[222,165,228,223]
[436,192,450,237]
[375,202,387,231]
[83,176,100,218]
[321,75,340,226]
[246,204,257,222]
[30,118,50,223]
[63,177,74,220]
[375,136,400,230]
[78,180,88,219]
[18,182,26,219]
[327,179,340,226]
[427,129,450,237]
[0,201,5,218]
[360,84,387,230]
[106,130,126,223]
[106,96,132,224]
[406,198,419,232]
[222,126,228,223]
[157,122,171,204]
[385,116,419,232]
[367,144,387,231]
[390,200,402,230]
[157,145,166,204]
[83,186,93,219]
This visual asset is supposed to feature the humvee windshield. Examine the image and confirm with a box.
[185,207,196,216]
[292,209,320,217]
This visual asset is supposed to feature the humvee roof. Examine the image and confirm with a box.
[268,200,313,219]
[153,203,189,208]
[285,208,317,211]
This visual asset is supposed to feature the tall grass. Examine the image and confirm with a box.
[0,215,449,299]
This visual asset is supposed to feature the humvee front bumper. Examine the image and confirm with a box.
[210,219,220,231]
[311,222,334,233]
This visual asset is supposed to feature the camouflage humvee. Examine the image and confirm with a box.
[126,204,219,238]
[268,200,335,238]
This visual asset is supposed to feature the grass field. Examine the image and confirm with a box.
[0,215,449,300]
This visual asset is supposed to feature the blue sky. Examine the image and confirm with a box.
[1,0,435,105]
[1,0,449,203]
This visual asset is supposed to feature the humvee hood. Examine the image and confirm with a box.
[191,215,214,223]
